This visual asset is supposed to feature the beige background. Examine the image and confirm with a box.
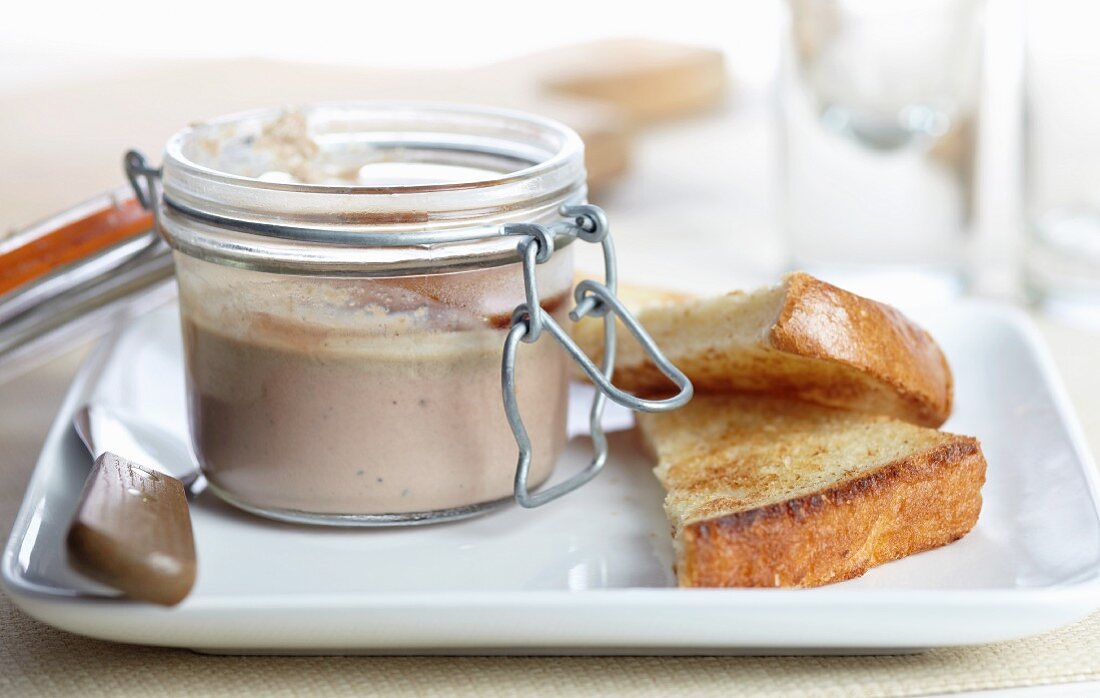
[3,58,1100,696]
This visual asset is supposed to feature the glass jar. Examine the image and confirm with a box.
[154,103,590,525]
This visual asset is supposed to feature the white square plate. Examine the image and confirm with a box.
[4,301,1100,654]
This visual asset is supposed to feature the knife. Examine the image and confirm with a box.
[66,404,199,606]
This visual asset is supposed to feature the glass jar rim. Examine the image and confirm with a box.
[163,100,584,197]
[158,101,588,275]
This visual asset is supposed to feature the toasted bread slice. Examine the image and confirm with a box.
[572,272,953,427]
[573,274,697,309]
[637,394,985,588]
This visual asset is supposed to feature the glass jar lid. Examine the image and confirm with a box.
[156,102,587,276]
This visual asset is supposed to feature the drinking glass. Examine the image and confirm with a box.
[1024,0,1100,324]
[781,0,985,303]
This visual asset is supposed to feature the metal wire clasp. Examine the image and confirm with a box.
[501,204,693,508]
[124,150,163,233]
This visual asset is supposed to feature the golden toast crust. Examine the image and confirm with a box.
[769,273,954,427]
[571,272,954,427]
[677,436,985,587]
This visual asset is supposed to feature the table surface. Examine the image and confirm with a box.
[3,58,1100,698]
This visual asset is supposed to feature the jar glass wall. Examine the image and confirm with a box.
[157,103,586,525]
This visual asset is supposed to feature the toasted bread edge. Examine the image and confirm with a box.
[570,273,954,427]
[769,272,954,427]
[675,435,986,588]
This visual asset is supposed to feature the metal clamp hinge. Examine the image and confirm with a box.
[124,151,164,236]
[502,204,693,508]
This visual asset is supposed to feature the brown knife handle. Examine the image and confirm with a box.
[0,188,154,297]
[66,452,196,606]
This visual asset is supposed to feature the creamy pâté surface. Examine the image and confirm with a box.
[177,258,572,517]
